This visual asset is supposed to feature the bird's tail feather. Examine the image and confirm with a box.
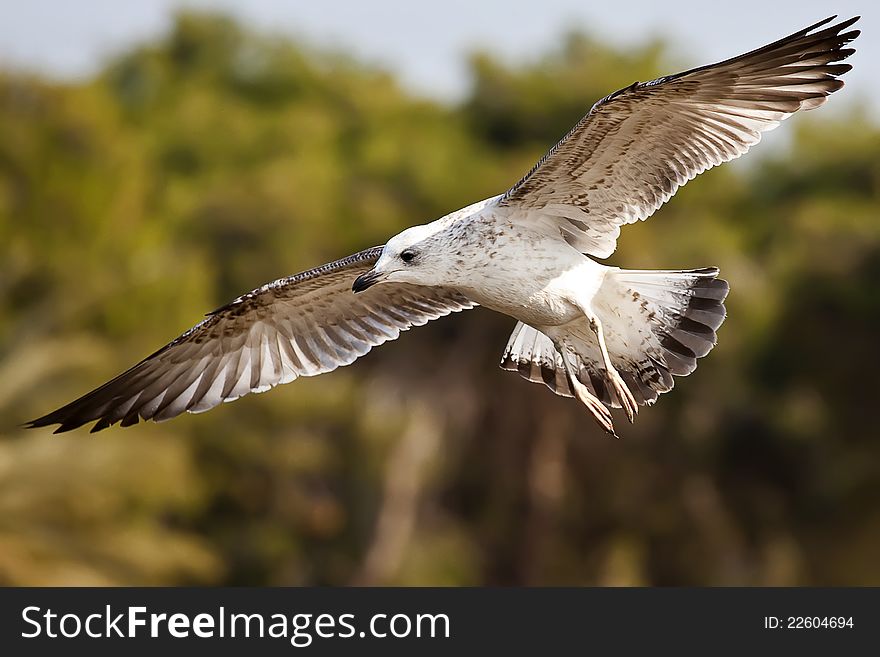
[501,267,728,408]
[599,267,728,403]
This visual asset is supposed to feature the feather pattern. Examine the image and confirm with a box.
[501,268,729,407]
[495,16,859,257]
[27,247,475,433]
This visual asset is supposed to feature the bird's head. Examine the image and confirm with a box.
[352,224,448,293]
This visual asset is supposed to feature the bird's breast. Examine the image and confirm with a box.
[451,231,602,327]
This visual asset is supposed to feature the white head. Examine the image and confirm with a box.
[351,223,452,293]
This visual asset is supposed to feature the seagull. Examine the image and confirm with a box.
[28,16,859,436]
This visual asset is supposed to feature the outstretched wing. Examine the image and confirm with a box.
[27,247,475,433]
[496,16,859,258]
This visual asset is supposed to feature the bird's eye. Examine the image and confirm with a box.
[400,249,416,263]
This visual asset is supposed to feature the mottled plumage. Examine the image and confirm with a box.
[31,248,474,433]
[28,17,859,435]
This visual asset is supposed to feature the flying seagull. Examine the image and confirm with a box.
[28,16,859,436]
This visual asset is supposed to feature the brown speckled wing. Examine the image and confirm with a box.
[497,16,859,257]
[27,247,475,433]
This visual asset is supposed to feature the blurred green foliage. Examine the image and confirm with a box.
[1,13,879,586]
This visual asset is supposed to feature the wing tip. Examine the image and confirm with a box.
[808,15,860,35]
[21,413,67,433]
[25,406,125,434]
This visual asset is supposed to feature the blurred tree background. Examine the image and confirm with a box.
[1,13,878,586]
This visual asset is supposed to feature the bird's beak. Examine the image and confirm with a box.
[352,269,385,293]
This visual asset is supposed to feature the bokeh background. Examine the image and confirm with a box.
[1,1,878,586]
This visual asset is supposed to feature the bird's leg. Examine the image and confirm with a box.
[559,346,618,438]
[586,313,638,424]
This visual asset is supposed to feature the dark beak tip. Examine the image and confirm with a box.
[352,271,379,293]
